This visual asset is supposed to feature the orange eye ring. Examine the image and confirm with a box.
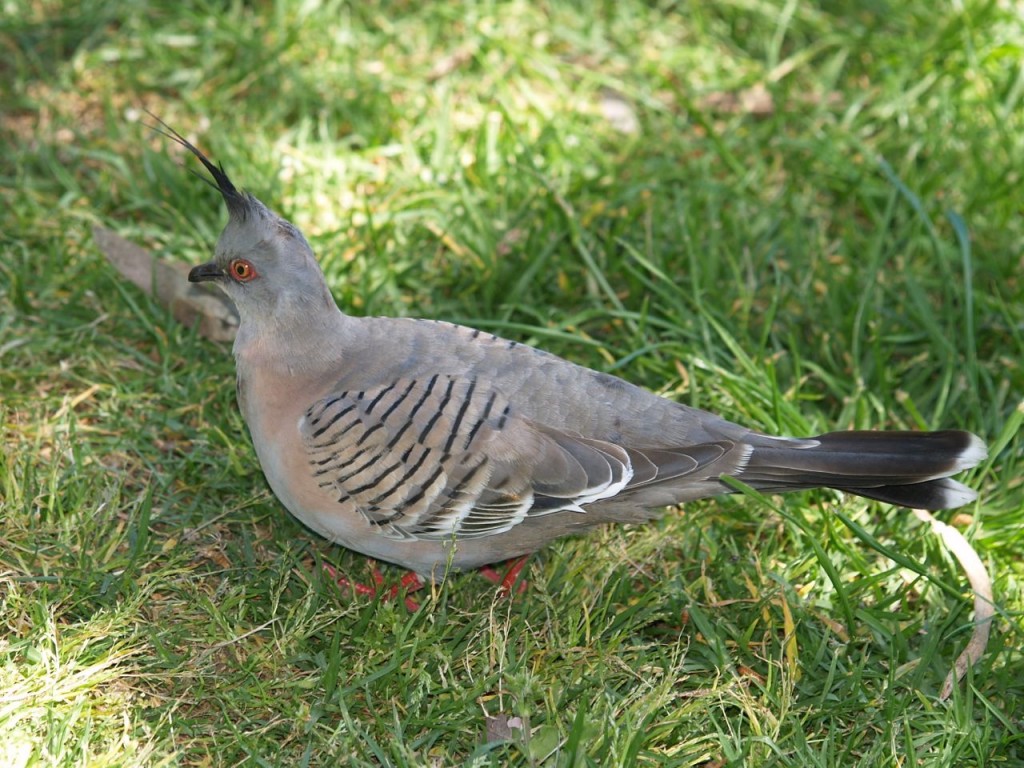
[229,259,257,282]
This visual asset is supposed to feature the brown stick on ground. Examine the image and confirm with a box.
[94,225,239,342]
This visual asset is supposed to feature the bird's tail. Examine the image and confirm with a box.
[739,430,987,510]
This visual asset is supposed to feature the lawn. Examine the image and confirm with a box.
[1,1,1022,765]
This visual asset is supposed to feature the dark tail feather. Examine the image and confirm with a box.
[836,477,977,509]
[739,430,986,510]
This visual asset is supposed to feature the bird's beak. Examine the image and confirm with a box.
[188,262,226,283]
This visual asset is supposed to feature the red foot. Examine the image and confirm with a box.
[323,561,424,612]
[479,556,529,596]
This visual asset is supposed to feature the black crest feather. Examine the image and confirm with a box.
[145,110,259,221]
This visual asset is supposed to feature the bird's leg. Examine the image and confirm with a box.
[478,556,529,596]
[323,561,424,612]
[325,557,528,610]
[387,570,426,611]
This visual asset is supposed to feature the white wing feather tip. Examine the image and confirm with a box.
[732,443,755,474]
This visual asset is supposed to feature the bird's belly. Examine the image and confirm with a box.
[240,391,458,574]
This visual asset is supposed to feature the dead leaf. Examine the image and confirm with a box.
[699,84,775,117]
[485,714,525,742]
[427,45,476,82]
[496,227,525,257]
[911,508,995,700]
[599,89,640,134]
[94,225,238,342]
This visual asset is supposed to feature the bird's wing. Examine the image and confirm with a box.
[300,374,735,541]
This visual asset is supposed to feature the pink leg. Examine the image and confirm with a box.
[479,556,530,596]
[324,561,425,611]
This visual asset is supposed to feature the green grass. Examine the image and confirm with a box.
[2,0,1023,765]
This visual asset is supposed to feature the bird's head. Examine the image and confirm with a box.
[151,117,336,325]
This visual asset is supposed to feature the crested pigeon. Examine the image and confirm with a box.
[157,123,987,581]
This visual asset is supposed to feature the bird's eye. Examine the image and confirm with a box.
[229,259,257,282]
